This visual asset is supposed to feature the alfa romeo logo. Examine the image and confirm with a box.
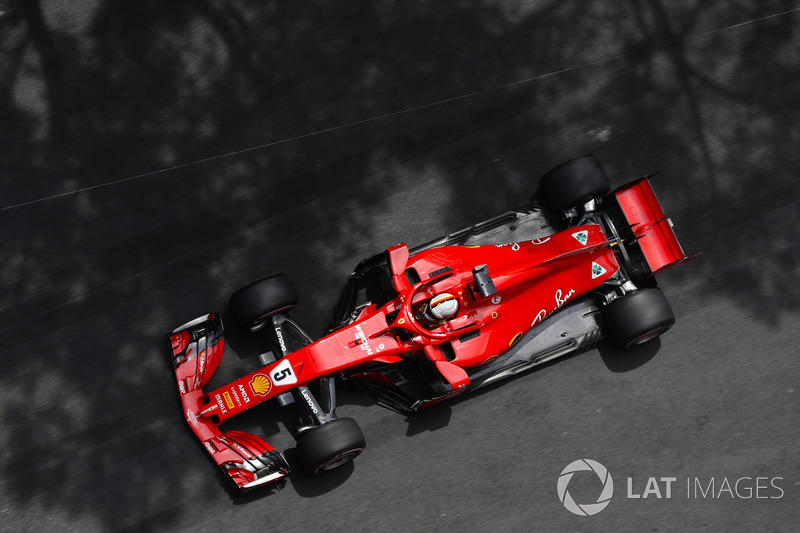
[591,262,607,279]
[572,230,588,245]
[557,459,614,516]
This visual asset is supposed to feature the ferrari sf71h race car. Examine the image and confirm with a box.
[168,155,693,492]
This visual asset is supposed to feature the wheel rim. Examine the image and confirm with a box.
[627,326,669,348]
[317,448,364,473]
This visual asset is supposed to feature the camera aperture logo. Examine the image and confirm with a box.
[557,459,614,516]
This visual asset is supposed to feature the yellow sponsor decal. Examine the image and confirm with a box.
[250,374,272,396]
[223,391,235,410]
[482,354,500,366]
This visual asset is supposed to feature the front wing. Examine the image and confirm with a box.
[168,314,291,492]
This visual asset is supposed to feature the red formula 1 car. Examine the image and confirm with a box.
[168,155,694,492]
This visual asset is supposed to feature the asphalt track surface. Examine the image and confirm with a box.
[2,1,799,531]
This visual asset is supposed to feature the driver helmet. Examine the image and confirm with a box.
[428,292,459,321]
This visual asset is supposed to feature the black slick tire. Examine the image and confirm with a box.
[603,288,675,348]
[540,154,611,211]
[296,417,366,474]
[230,273,298,330]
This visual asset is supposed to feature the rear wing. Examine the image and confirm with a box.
[613,178,697,274]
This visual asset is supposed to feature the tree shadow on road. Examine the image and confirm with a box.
[1,0,798,528]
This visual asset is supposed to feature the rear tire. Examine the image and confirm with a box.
[540,154,610,211]
[296,417,366,474]
[230,274,298,330]
[603,288,675,348]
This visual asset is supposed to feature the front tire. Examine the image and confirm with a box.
[603,288,675,348]
[540,154,610,211]
[230,273,298,330]
[296,417,366,474]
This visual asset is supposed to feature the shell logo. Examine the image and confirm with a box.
[250,374,272,396]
